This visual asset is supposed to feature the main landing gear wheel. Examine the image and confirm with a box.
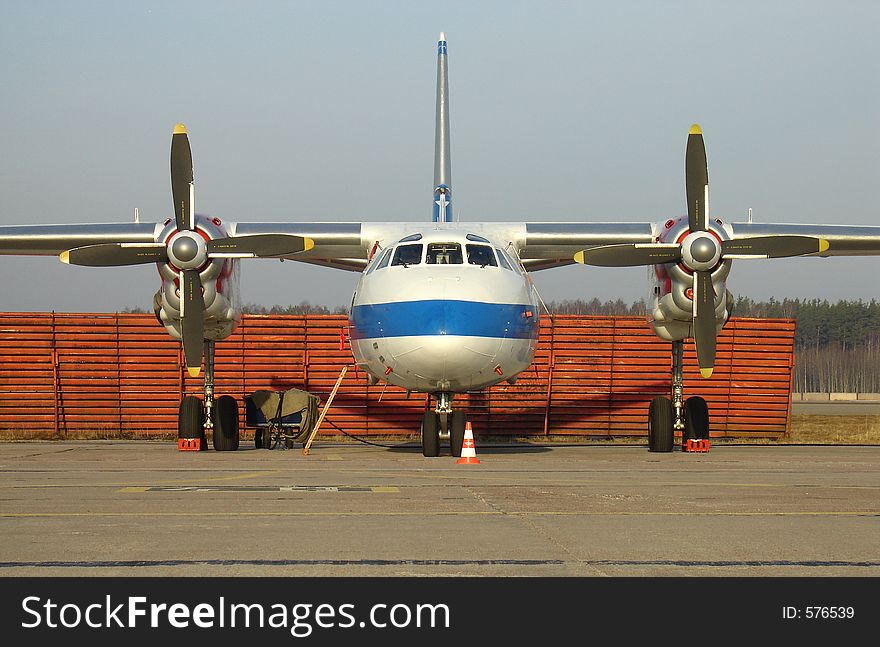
[648,396,674,453]
[684,396,710,441]
[178,395,205,449]
[211,395,240,451]
[421,411,440,457]
[450,410,466,458]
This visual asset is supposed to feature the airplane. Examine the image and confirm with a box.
[2,33,880,456]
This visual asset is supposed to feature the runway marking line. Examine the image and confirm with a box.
[115,485,400,493]
[1,511,875,518]
[6,480,879,491]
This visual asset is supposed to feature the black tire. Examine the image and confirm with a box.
[684,396,710,440]
[648,396,674,452]
[261,427,273,450]
[421,411,440,457]
[178,396,204,440]
[450,411,466,457]
[212,395,240,451]
[254,429,263,449]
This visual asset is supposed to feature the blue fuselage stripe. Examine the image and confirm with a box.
[350,300,538,340]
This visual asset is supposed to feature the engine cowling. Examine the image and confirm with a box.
[649,216,733,342]
[152,216,241,342]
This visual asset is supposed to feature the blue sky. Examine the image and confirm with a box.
[1,1,878,310]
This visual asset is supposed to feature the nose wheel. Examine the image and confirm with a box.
[421,410,440,457]
[421,393,466,457]
[647,341,711,452]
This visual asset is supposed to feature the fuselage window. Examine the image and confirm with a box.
[374,248,393,270]
[426,242,463,265]
[466,244,497,267]
[495,248,513,271]
[392,244,423,267]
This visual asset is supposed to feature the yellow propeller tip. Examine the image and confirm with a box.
[187,366,201,378]
[573,251,585,264]
[818,239,830,253]
[303,237,315,252]
[700,367,713,379]
[689,124,702,135]
[59,251,70,264]
[174,123,187,135]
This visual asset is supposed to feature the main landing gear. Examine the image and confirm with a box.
[421,392,466,457]
[647,340,710,452]
[177,340,240,451]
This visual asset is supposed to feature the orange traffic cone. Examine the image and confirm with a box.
[456,422,480,464]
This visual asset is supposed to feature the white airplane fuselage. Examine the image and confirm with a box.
[350,228,540,394]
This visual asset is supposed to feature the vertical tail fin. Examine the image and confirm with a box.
[433,32,452,223]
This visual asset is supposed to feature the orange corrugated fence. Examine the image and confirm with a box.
[0,313,795,439]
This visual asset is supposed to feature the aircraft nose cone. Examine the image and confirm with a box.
[171,236,199,263]
[690,236,717,263]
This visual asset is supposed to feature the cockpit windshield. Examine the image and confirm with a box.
[391,244,423,267]
[466,244,497,267]
[426,242,463,264]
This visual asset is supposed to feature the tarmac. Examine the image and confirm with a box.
[0,440,877,577]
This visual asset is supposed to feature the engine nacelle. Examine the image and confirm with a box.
[648,216,733,342]
[152,215,241,342]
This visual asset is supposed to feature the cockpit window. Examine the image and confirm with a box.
[426,242,463,265]
[466,244,497,267]
[495,248,513,271]
[365,248,385,274]
[375,248,393,270]
[391,244,423,267]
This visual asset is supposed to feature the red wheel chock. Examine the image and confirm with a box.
[177,438,202,451]
[682,438,710,453]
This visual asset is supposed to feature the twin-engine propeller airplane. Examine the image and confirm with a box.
[2,33,880,455]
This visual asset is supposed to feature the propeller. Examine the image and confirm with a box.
[169,123,203,378]
[171,124,195,233]
[573,124,830,378]
[58,123,314,378]
[180,268,205,377]
[573,236,828,268]
[60,234,313,267]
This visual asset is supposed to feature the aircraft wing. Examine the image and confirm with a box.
[232,222,367,272]
[728,222,880,256]
[507,221,880,269]
[0,221,370,272]
[231,220,660,273]
[0,223,160,255]
[513,222,656,271]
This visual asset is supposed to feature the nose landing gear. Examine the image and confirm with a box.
[647,340,711,452]
[421,392,467,457]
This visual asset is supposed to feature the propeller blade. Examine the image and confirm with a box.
[692,270,717,378]
[721,236,830,259]
[60,243,168,267]
[180,269,204,377]
[685,124,709,232]
[206,234,315,258]
[573,243,682,267]
[170,123,194,232]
